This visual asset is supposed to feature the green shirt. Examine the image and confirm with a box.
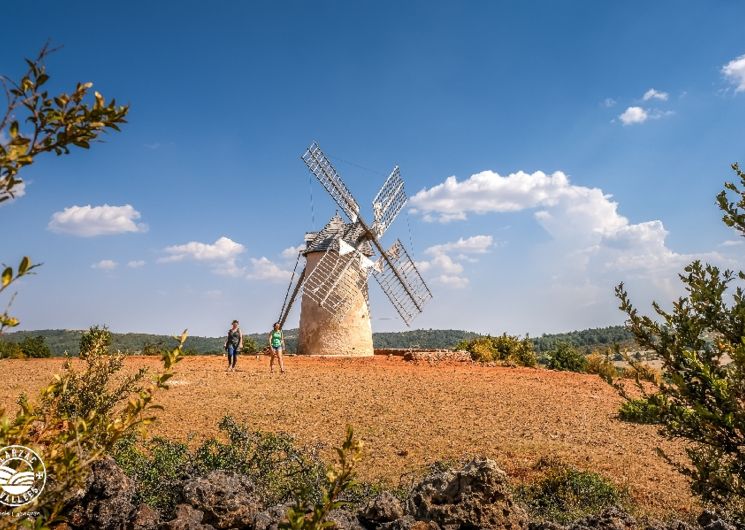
[271,330,283,348]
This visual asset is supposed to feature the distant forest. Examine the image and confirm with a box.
[2,325,633,356]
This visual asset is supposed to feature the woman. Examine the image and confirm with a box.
[224,319,242,372]
[268,322,286,374]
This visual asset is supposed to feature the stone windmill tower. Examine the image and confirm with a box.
[278,142,432,356]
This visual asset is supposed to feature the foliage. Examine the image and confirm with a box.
[114,415,327,516]
[517,459,626,524]
[0,257,40,333]
[0,43,127,335]
[456,333,537,367]
[373,329,480,350]
[545,342,588,373]
[242,336,260,355]
[0,329,186,528]
[614,162,745,519]
[620,362,662,385]
[532,326,635,353]
[618,396,663,425]
[281,426,363,530]
[1,42,128,203]
[0,335,50,359]
[0,337,24,358]
[585,351,618,382]
[78,324,112,359]
[21,335,51,358]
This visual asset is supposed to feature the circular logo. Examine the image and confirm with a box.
[0,445,46,507]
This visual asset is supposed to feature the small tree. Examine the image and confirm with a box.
[242,336,259,355]
[545,342,587,373]
[20,334,51,358]
[615,162,745,519]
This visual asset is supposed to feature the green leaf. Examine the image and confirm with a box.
[1,267,12,287]
[18,256,30,275]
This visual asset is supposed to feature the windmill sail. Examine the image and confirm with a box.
[303,243,369,320]
[302,142,360,223]
[372,166,407,238]
[372,240,432,325]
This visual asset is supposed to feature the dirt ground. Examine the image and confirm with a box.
[0,355,695,519]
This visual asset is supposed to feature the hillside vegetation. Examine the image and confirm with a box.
[2,326,633,356]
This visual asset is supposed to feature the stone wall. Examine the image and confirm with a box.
[297,252,374,356]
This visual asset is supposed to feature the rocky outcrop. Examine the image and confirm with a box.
[181,470,262,529]
[162,504,215,530]
[64,457,138,530]
[405,457,529,530]
[59,457,738,530]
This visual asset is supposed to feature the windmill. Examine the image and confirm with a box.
[278,142,432,356]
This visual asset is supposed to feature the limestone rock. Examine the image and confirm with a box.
[162,504,215,530]
[406,458,528,530]
[181,470,261,529]
[65,457,137,530]
[129,503,160,530]
[359,491,405,527]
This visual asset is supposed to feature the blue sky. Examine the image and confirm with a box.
[2,1,745,337]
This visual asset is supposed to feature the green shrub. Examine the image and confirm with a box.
[618,396,662,424]
[585,352,618,382]
[613,162,745,521]
[113,415,326,517]
[79,325,112,358]
[0,330,186,527]
[0,338,24,358]
[20,334,51,358]
[517,460,626,523]
[459,333,537,367]
[545,342,587,372]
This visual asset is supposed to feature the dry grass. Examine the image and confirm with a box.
[0,355,696,519]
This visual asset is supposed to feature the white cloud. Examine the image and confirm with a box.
[722,54,745,93]
[48,204,147,237]
[92,259,117,270]
[281,244,306,259]
[425,235,494,256]
[159,236,246,277]
[602,98,616,108]
[127,260,146,268]
[619,106,648,125]
[415,235,494,289]
[643,88,668,101]
[436,274,469,288]
[411,168,722,285]
[721,239,744,247]
[247,257,291,281]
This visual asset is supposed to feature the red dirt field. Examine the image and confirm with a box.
[0,355,695,519]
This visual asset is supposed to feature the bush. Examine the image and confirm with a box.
[113,415,326,516]
[242,336,260,355]
[585,352,617,382]
[458,333,537,367]
[0,328,186,527]
[20,334,51,358]
[79,324,112,358]
[618,396,662,424]
[545,342,587,373]
[517,459,626,523]
[614,162,745,521]
[0,338,24,358]
[620,362,662,385]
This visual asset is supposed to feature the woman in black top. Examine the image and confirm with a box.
[224,319,243,372]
